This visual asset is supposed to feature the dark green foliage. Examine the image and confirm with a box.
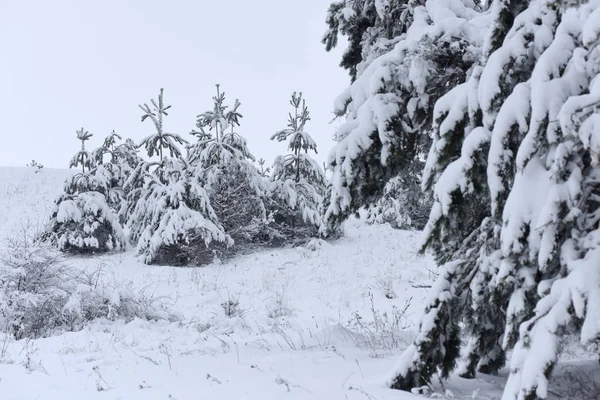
[323,8,478,234]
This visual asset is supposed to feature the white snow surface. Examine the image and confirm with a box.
[0,167,441,400]
[2,167,598,399]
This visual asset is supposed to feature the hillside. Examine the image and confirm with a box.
[0,166,596,400]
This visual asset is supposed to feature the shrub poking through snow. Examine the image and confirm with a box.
[0,227,175,339]
[46,129,126,254]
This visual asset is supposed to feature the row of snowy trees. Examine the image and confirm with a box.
[323,0,600,399]
[45,86,327,265]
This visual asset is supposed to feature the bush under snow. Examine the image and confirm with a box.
[0,228,176,339]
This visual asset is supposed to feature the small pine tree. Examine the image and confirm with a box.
[91,131,143,222]
[26,160,44,173]
[128,89,229,265]
[268,92,326,241]
[129,158,230,265]
[46,129,126,254]
[188,84,267,254]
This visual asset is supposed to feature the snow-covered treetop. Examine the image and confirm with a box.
[76,127,93,144]
[92,130,121,164]
[92,130,141,169]
[188,85,254,168]
[139,88,187,161]
[271,92,317,157]
[196,84,243,140]
[69,128,94,173]
[256,158,271,177]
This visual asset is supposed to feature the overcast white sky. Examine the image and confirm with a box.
[0,0,348,169]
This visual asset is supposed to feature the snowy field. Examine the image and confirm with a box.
[0,167,597,400]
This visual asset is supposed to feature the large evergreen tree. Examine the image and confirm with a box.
[322,0,482,233]
[322,0,416,81]
[388,2,600,399]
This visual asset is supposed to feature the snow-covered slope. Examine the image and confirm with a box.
[0,167,595,400]
[0,166,437,399]
[0,167,73,238]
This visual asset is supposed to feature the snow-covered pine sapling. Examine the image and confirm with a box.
[187,84,266,255]
[130,157,231,265]
[45,129,127,254]
[268,92,325,241]
[91,131,142,217]
[271,92,316,183]
[126,88,231,265]
[69,128,93,174]
[138,88,187,161]
[26,160,44,173]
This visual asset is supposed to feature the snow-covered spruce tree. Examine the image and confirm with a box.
[46,129,126,253]
[322,0,484,234]
[130,158,229,265]
[124,89,187,230]
[91,131,143,220]
[127,89,229,265]
[187,84,266,254]
[268,92,326,242]
[389,1,600,399]
[323,0,416,81]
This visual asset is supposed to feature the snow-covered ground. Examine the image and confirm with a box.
[0,167,597,400]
